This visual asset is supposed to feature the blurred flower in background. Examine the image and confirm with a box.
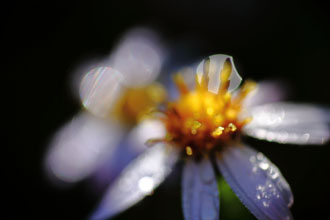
[44,27,167,189]
[89,54,330,220]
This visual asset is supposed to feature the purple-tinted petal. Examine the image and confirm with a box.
[91,139,138,192]
[182,158,219,220]
[92,119,166,191]
[244,102,330,145]
[216,144,293,220]
[90,143,179,220]
[109,27,166,87]
[44,112,123,184]
[243,81,288,108]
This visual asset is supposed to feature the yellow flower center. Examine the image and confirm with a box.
[161,58,256,155]
[112,83,167,124]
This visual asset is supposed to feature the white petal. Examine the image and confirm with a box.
[92,119,165,189]
[244,102,330,145]
[110,27,166,87]
[79,66,124,118]
[126,119,166,152]
[167,62,199,100]
[196,54,242,94]
[90,143,179,220]
[182,158,219,220]
[243,80,287,107]
[178,65,198,90]
[216,144,293,220]
[45,112,123,184]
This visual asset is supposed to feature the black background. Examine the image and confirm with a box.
[7,0,330,219]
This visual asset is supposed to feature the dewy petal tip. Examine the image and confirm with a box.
[243,102,330,145]
[90,144,179,220]
[216,144,293,220]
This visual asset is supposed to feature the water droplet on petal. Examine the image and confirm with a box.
[259,161,270,170]
[138,176,155,194]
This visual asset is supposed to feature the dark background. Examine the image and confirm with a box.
[7,0,330,219]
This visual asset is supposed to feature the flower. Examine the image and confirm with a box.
[44,27,167,188]
[91,54,330,220]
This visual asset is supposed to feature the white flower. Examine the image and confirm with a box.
[90,54,330,220]
[44,27,166,187]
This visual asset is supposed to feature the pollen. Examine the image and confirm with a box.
[185,146,193,156]
[161,57,256,155]
[228,123,237,132]
[211,126,224,137]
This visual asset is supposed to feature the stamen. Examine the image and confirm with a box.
[173,74,189,95]
[185,146,193,156]
[225,109,238,120]
[240,117,253,126]
[222,92,232,110]
[145,138,167,147]
[211,126,224,137]
[191,121,202,135]
[218,58,232,95]
[197,58,210,91]
[228,123,237,132]
[234,80,257,104]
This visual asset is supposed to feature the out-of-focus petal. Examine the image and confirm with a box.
[182,158,219,220]
[243,80,288,108]
[90,143,179,220]
[80,66,124,118]
[167,61,199,100]
[244,102,330,145]
[216,144,293,220]
[196,54,242,94]
[45,112,123,184]
[178,66,198,90]
[110,27,166,87]
[92,119,166,190]
[125,119,166,152]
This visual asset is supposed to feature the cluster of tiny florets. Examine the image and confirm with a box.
[161,59,255,156]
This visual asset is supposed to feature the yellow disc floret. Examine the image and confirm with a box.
[112,83,167,124]
[162,58,255,155]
